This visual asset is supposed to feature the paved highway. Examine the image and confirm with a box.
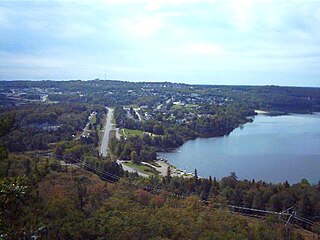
[99,107,114,157]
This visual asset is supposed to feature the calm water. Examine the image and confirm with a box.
[158,114,320,184]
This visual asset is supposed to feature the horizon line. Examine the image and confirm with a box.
[0,78,319,88]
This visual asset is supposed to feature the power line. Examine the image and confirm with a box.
[294,215,315,226]
[58,154,120,181]
[226,204,292,216]
[285,211,295,226]
[34,152,317,232]
[56,154,186,198]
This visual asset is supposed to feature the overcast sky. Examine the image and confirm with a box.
[0,0,319,86]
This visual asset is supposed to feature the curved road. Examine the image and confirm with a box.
[100,107,114,157]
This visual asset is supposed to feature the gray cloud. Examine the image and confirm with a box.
[0,0,319,86]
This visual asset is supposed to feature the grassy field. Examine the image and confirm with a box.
[172,104,199,111]
[121,128,144,138]
[123,161,159,175]
[186,103,199,108]
[90,114,97,124]
[148,161,161,168]
[124,104,139,108]
[172,104,184,110]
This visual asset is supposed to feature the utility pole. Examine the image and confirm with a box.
[285,210,295,226]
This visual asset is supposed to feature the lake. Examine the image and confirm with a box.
[158,113,320,184]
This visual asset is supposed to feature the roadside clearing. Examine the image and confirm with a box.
[117,159,194,178]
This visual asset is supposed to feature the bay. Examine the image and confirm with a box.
[158,113,320,184]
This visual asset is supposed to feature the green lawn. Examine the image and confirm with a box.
[172,104,198,111]
[124,104,139,108]
[171,104,184,110]
[90,114,97,124]
[123,161,159,175]
[148,161,161,168]
[186,104,199,108]
[121,128,144,138]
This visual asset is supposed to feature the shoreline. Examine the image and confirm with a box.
[119,111,319,181]
[255,109,316,116]
[155,159,195,178]
[254,109,269,115]
[117,159,194,178]
[156,111,320,183]
[254,109,285,116]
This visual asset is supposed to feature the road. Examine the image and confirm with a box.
[116,160,149,177]
[133,108,142,121]
[115,128,121,140]
[99,107,114,157]
[75,112,96,140]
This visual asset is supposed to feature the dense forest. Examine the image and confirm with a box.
[1,150,319,239]
[1,80,320,239]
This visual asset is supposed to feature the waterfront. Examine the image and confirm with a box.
[158,113,320,183]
